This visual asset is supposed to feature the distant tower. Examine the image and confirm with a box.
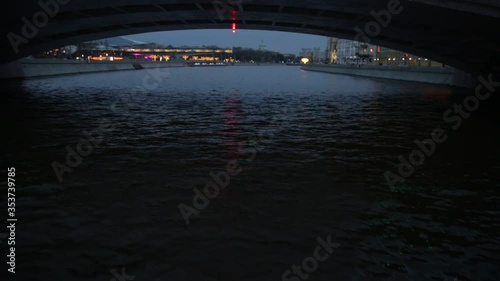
[259,39,266,51]
[327,37,338,63]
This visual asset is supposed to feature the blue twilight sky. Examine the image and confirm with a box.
[127,30,328,55]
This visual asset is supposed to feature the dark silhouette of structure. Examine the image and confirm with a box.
[2,0,500,75]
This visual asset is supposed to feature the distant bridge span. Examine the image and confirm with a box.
[2,0,500,75]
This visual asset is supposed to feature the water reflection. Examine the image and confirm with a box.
[1,66,498,281]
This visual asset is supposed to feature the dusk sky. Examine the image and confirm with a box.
[127,30,328,55]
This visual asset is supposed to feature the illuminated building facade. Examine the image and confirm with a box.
[328,37,443,66]
[299,47,326,63]
[327,38,338,64]
[334,39,378,64]
[119,46,234,62]
[38,43,235,63]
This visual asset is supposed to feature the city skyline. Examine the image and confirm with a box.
[127,29,328,55]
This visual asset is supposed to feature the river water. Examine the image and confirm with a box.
[1,65,499,281]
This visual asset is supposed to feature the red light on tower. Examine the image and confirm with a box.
[232,10,237,33]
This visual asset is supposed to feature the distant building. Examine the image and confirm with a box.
[103,36,148,47]
[37,45,78,58]
[326,38,338,63]
[258,39,266,51]
[299,48,312,58]
[334,39,378,64]
[377,48,442,67]
[328,37,443,66]
[299,47,326,63]
[313,47,326,63]
[117,46,234,62]
[61,45,78,55]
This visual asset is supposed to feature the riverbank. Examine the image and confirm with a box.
[232,62,294,66]
[302,64,476,88]
[0,59,187,79]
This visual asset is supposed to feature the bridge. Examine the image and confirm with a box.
[2,0,500,76]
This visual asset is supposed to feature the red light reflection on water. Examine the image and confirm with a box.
[221,92,241,160]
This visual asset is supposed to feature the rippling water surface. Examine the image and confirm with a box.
[2,66,499,281]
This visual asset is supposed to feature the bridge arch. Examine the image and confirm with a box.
[2,0,500,74]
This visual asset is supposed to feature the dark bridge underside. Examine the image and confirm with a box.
[2,0,500,75]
